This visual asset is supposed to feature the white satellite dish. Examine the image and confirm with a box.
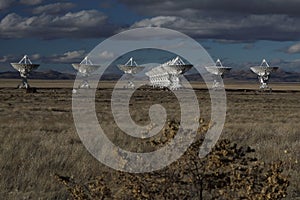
[250,59,278,90]
[117,57,145,89]
[10,55,40,89]
[145,56,193,90]
[72,56,101,89]
[205,59,232,89]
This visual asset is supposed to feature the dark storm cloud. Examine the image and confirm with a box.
[0,10,117,39]
[0,0,43,12]
[119,0,300,16]
[0,0,15,11]
[120,0,300,41]
[130,15,300,41]
[19,0,43,6]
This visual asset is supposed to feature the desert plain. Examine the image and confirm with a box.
[0,79,299,199]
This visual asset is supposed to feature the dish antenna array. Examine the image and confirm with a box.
[250,59,278,90]
[72,56,101,89]
[145,56,193,90]
[117,57,145,89]
[10,55,40,89]
[205,59,232,89]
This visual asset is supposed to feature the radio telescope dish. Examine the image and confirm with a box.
[205,59,231,89]
[10,55,40,89]
[145,56,193,90]
[250,59,278,90]
[72,56,101,89]
[117,57,145,89]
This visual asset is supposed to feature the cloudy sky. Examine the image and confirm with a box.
[1,0,300,72]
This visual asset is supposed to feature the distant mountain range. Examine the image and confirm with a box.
[0,69,300,82]
[0,70,75,80]
[186,69,300,82]
[0,70,121,81]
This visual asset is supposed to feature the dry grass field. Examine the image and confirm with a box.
[0,79,299,199]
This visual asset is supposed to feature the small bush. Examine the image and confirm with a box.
[56,120,289,199]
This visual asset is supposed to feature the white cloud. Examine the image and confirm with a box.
[130,14,300,41]
[0,10,114,39]
[0,53,40,63]
[31,53,41,60]
[0,55,13,62]
[98,51,115,60]
[47,50,86,63]
[271,58,300,71]
[32,3,75,15]
[286,43,300,54]
[132,16,179,27]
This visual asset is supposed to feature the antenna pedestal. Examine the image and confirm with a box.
[205,59,231,90]
[121,74,136,89]
[78,79,91,89]
[117,57,145,89]
[258,75,270,90]
[212,78,222,90]
[10,55,40,89]
[19,72,30,89]
[72,56,101,92]
[250,59,278,91]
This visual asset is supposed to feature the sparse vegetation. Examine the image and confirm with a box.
[0,82,299,199]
